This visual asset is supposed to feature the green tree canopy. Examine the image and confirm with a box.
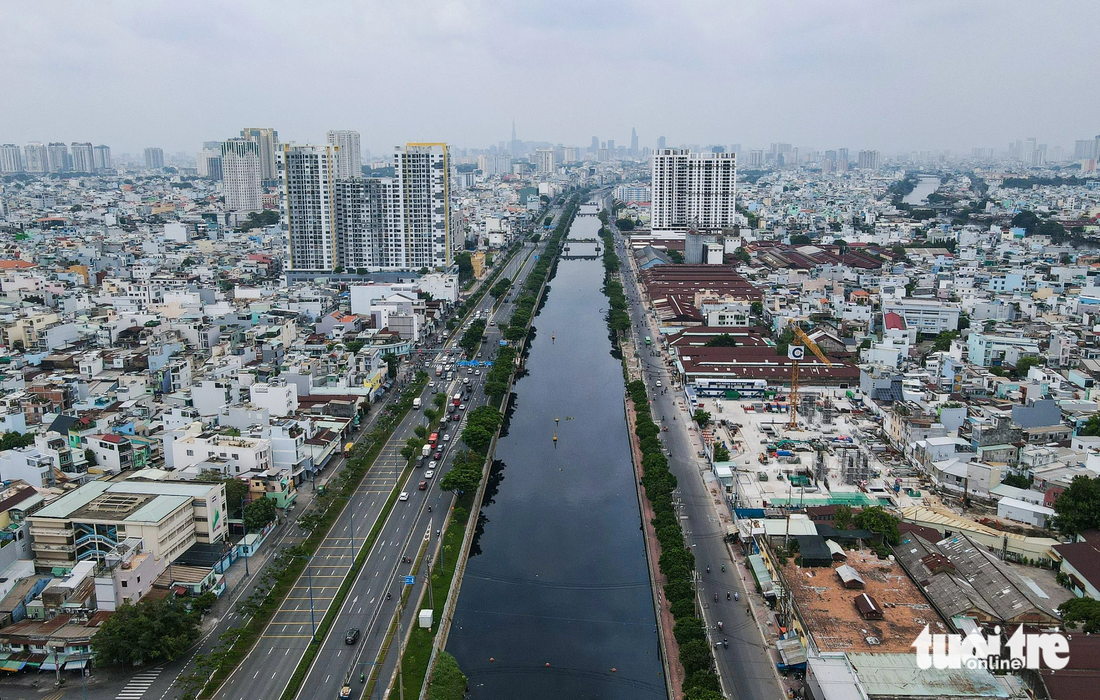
[1052,475,1100,538]
[1059,597,1100,634]
[713,445,730,462]
[243,497,278,532]
[490,277,512,299]
[0,431,35,451]
[461,424,494,453]
[92,597,201,666]
[853,505,901,545]
[704,334,739,347]
[692,409,712,427]
[790,234,812,245]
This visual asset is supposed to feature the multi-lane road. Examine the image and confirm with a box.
[607,202,782,700]
[293,237,547,700]
[198,233,548,700]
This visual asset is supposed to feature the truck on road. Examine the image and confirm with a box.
[412,397,422,409]
[434,365,443,377]
[421,444,432,459]
[343,442,354,458]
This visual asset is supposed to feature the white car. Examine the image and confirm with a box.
[442,434,451,442]
[398,492,409,502]
[428,460,438,470]
[424,470,435,479]
[655,380,663,388]
[474,370,481,376]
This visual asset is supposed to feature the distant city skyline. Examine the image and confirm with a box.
[2,2,1098,155]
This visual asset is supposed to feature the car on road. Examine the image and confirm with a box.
[655,380,663,388]
[424,470,435,479]
[418,480,427,490]
[428,460,437,470]
[442,434,451,442]
[345,628,360,644]
[458,404,466,411]
[434,449,443,460]
[474,370,481,376]
[399,492,409,501]
[467,367,473,374]
[477,352,483,358]
[452,413,460,422]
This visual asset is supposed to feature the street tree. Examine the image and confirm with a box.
[243,497,278,532]
[1052,475,1100,538]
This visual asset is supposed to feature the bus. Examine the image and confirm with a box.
[428,432,439,448]
[645,336,652,346]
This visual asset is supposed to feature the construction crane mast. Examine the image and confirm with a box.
[787,322,832,430]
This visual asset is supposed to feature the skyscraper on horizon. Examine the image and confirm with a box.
[535,148,556,174]
[48,142,70,172]
[281,144,338,270]
[23,143,48,173]
[92,145,112,172]
[144,147,164,170]
[651,148,737,233]
[241,127,279,182]
[327,130,362,179]
[221,138,263,212]
[0,144,23,173]
[657,136,666,150]
[631,127,639,156]
[71,142,94,173]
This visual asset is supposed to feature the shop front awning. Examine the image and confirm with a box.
[64,659,88,670]
[0,660,26,671]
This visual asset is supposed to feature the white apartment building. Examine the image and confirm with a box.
[394,143,452,270]
[651,149,737,232]
[241,127,279,181]
[249,381,299,417]
[327,130,362,179]
[172,431,272,475]
[70,142,94,173]
[281,144,338,270]
[966,333,1042,368]
[535,148,556,173]
[24,142,48,173]
[92,144,111,171]
[0,447,55,488]
[882,299,961,335]
[221,138,263,212]
[0,144,23,173]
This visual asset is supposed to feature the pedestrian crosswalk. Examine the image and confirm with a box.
[115,666,162,699]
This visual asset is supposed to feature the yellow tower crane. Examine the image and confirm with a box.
[787,322,832,430]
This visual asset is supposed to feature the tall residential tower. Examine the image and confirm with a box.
[651,149,737,232]
[241,128,279,182]
[280,144,338,271]
[326,130,362,179]
[221,138,263,212]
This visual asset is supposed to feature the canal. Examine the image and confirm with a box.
[446,207,666,699]
[902,175,940,206]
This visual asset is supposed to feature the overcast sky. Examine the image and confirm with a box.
[3,1,1098,157]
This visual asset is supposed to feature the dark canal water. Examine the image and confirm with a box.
[446,210,665,699]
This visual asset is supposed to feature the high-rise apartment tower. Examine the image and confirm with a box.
[326,130,362,179]
[651,149,737,232]
[221,138,263,212]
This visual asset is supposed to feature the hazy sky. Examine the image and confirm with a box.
[3,1,1098,156]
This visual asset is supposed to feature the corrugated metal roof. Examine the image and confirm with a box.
[847,652,1009,698]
